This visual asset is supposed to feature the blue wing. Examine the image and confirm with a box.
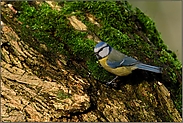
[107,60,123,68]
[107,57,139,68]
[120,57,139,66]
[106,48,140,68]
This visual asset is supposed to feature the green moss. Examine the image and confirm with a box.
[17,1,181,115]
[57,90,71,100]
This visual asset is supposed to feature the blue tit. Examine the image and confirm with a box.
[94,41,162,85]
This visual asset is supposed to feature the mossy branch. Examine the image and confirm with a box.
[15,1,182,115]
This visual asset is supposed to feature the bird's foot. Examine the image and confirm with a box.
[105,81,117,88]
[104,76,119,88]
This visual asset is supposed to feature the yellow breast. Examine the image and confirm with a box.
[99,56,137,76]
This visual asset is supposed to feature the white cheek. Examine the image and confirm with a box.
[99,47,109,57]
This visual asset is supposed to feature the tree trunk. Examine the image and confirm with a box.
[1,1,182,122]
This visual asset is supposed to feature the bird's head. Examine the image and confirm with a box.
[94,41,112,60]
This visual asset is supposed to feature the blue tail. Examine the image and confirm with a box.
[136,63,162,73]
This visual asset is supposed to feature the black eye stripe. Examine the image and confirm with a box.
[96,45,109,54]
[95,46,108,60]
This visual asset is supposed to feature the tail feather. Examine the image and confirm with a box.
[136,63,162,73]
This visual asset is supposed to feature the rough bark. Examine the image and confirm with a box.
[1,1,182,122]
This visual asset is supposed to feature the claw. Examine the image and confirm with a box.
[105,76,118,86]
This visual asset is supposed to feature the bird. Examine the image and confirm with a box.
[94,41,162,85]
